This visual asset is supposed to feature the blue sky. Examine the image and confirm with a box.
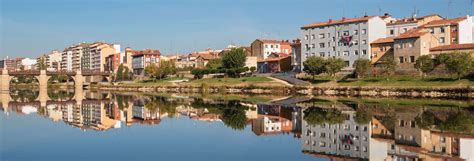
[1,0,473,57]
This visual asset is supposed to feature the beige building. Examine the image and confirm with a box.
[251,39,292,59]
[424,16,473,45]
[393,28,440,73]
[370,37,394,65]
[387,14,443,37]
[82,42,119,72]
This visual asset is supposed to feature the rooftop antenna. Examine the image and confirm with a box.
[471,0,473,15]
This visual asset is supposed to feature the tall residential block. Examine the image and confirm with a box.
[300,16,387,70]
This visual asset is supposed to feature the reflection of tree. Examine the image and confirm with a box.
[416,109,474,133]
[303,107,345,125]
[10,89,39,102]
[116,95,131,110]
[354,108,373,124]
[48,90,74,101]
[144,96,178,117]
[222,108,247,130]
[192,98,249,130]
[378,114,396,132]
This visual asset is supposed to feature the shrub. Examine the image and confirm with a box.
[353,59,372,78]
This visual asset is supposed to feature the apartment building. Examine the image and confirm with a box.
[393,28,440,73]
[81,42,119,72]
[300,16,387,69]
[250,39,292,59]
[61,43,89,71]
[131,49,161,76]
[386,14,443,37]
[0,57,17,70]
[424,16,473,45]
[105,53,121,72]
[43,50,62,71]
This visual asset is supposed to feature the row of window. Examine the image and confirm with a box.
[398,56,416,63]
[264,44,280,49]
[305,40,368,49]
[305,50,368,58]
[304,29,367,40]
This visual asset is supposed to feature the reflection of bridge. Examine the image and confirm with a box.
[0,69,110,108]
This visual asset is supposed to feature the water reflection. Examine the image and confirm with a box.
[1,90,473,161]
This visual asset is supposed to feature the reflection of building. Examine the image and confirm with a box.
[252,105,300,137]
[301,108,387,160]
[132,99,161,125]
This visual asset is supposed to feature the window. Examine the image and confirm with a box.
[327,33,331,37]
[354,30,359,35]
[276,45,279,48]
[333,47,336,51]
[397,44,402,49]
[305,44,309,49]
[410,56,415,63]
[440,27,445,33]
[319,34,325,39]
[337,51,341,56]
[403,28,408,33]
[363,146,367,152]
[399,120,405,126]
[440,37,445,43]
[343,51,349,56]
[361,40,366,44]
[319,52,325,57]
[355,146,360,151]
[319,142,326,147]
[390,29,394,35]
[320,132,326,138]
[354,50,359,55]
[408,42,414,48]
[271,45,274,48]
[305,35,309,40]
[311,34,315,39]
[362,50,367,55]
[319,43,325,48]
[429,28,434,34]
[345,61,350,67]
[353,40,359,45]
[362,29,367,34]
[311,44,315,48]
[343,31,349,36]
[265,44,268,48]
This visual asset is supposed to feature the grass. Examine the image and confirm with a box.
[309,75,474,88]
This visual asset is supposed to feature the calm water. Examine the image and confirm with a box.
[1,89,474,161]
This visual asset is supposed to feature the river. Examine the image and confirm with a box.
[1,89,473,161]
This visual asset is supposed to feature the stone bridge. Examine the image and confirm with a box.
[0,69,110,108]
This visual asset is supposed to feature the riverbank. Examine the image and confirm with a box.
[95,83,473,99]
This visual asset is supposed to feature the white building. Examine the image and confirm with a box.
[20,58,37,70]
[300,16,387,69]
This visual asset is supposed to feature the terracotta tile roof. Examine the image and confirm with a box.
[387,14,443,25]
[394,28,428,39]
[430,43,474,51]
[196,54,218,60]
[424,17,467,27]
[371,37,395,44]
[258,53,290,62]
[131,49,161,57]
[302,16,374,29]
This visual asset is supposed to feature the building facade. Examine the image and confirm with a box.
[251,39,292,59]
[300,16,387,70]
[386,14,443,37]
[131,49,161,76]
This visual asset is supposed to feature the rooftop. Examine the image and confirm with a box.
[424,16,467,27]
[394,28,428,39]
[371,37,395,44]
[131,49,161,57]
[302,16,374,29]
[430,43,474,51]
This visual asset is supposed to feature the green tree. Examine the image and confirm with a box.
[354,108,373,124]
[222,48,246,69]
[37,57,48,70]
[303,56,326,79]
[444,52,473,80]
[116,64,124,81]
[325,57,345,79]
[191,69,205,79]
[380,58,397,79]
[123,67,130,80]
[151,60,177,79]
[144,63,159,78]
[414,55,435,77]
[353,59,372,78]
[206,59,222,70]
[249,66,256,73]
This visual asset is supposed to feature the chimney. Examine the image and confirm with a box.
[342,17,346,21]
[328,19,332,23]
[384,13,390,17]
